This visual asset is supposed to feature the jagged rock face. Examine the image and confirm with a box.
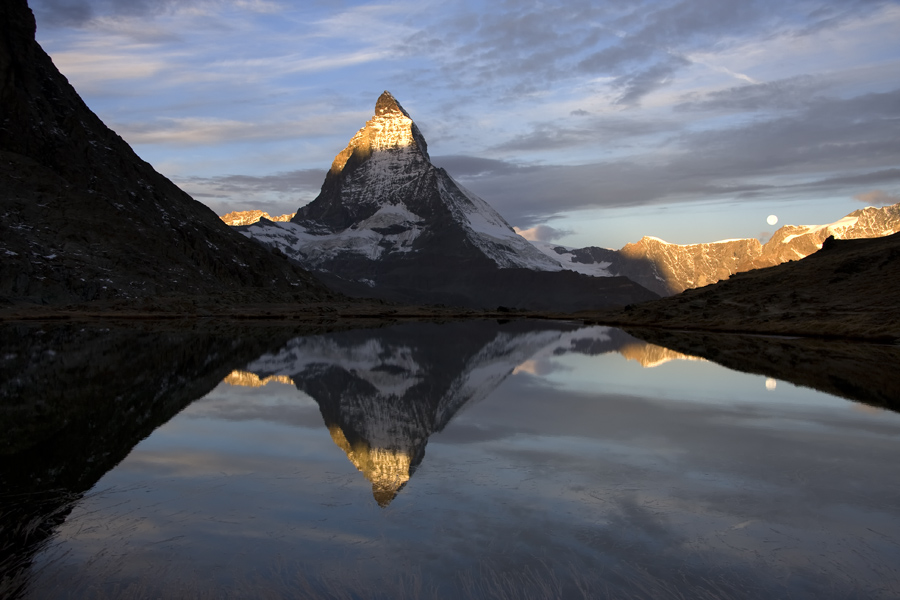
[542,203,900,296]
[302,92,434,234]
[220,211,295,226]
[621,236,764,295]
[241,92,657,310]
[222,370,293,387]
[0,0,333,305]
[749,204,900,268]
[616,230,900,341]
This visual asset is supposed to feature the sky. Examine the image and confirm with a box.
[29,0,900,248]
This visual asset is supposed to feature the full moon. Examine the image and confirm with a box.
[766,215,778,226]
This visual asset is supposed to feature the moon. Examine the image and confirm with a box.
[766,215,778,226]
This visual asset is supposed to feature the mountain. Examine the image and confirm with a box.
[535,203,900,296]
[221,210,295,226]
[598,232,900,341]
[238,92,657,311]
[0,0,333,307]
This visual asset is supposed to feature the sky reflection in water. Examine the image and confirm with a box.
[24,323,900,599]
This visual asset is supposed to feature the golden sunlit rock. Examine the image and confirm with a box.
[220,210,295,226]
[328,425,412,507]
[223,370,294,387]
[618,342,704,368]
[329,91,422,174]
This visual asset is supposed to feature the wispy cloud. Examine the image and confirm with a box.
[115,117,302,145]
[513,225,574,242]
[853,189,900,206]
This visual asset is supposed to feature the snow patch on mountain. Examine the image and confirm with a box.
[244,201,425,264]
[439,178,564,271]
[528,241,614,277]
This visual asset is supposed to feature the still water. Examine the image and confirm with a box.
[1,320,899,599]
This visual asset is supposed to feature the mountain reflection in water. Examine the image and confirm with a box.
[1,319,899,599]
[223,323,706,506]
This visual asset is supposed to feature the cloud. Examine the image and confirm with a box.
[613,55,693,107]
[115,117,346,146]
[31,0,182,27]
[489,116,679,153]
[49,51,168,83]
[31,0,95,27]
[181,169,326,195]
[217,49,394,75]
[449,88,900,225]
[30,0,281,27]
[431,155,533,178]
[674,75,831,112]
[175,169,326,217]
[853,189,900,206]
[513,225,573,242]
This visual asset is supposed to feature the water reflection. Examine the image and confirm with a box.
[625,327,900,411]
[1,320,899,599]
[0,322,299,598]
[226,322,715,506]
[235,322,586,505]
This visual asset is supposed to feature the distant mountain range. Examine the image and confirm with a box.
[237,92,657,311]
[533,203,900,296]
[221,211,295,226]
[603,231,900,341]
[0,0,333,307]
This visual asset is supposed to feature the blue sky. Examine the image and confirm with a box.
[30,0,900,248]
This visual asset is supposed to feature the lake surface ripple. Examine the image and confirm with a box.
[2,320,899,599]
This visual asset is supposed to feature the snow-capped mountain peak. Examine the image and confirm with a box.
[330,91,429,175]
[234,92,659,309]
[241,91,563,275]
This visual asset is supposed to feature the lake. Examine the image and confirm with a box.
[2,320,899,599]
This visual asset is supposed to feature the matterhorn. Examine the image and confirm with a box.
[240,92,656,310]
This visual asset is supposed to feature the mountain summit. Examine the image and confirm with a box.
[282,91,560,270]
[242,92,656,310]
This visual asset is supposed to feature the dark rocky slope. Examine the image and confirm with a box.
[0,0,333,306]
